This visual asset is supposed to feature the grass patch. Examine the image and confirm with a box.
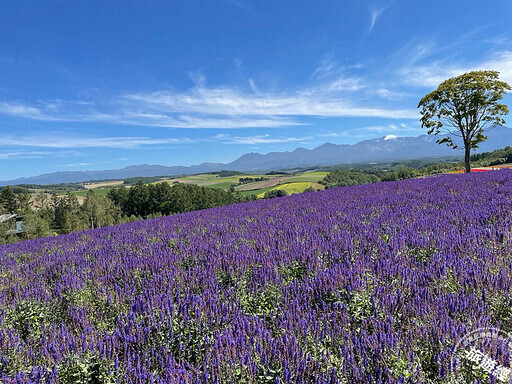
[283,171,329,183]
[72,188,112,197]
[257,182,322,198]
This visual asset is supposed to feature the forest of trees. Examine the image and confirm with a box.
[0,181,255,244]
[320,146,512,188]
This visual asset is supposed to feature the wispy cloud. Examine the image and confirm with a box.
[312,55,339,79]
[0,80,418,129]
[399,45,512,88]
[123,85,416,119]
[311,56,365,91]
[119,112,302,129]
[0,150,51,159]
[65,162,93,167]
[0,102,50,120]
[0,135,193,149]
[368,2,392,35]
[368,7,385,34]
[364,122,420,134]
[365,123,401,133]
[214,134,311,144]
[372,88,408,100]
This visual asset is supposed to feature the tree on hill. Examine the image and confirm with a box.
[418,70,511,173]
[264,189,288,199]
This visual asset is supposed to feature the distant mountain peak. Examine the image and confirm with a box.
[2,126,511,186]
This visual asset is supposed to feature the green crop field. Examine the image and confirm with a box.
[283,171,329,183]
[207,181,238,189]
[256,182,325,198]
[67,170,327,201]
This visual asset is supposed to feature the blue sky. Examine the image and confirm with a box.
[1,0,512,179]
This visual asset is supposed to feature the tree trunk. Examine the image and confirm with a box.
[464,144,471,173]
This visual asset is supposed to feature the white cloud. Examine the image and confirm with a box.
[120,112,302,129]
[364,122,422,135]
[124,86,416,119]
[365,123,400,133]
[214,134,311,144]
[0,135,193,149]
[400,50,512,88]
[312,56,339,79]
[320,131,352,138]
[367,2,393,35]
[0,87,417,128]
[0,62,422,130]
[249,79,260,94]
[0,102,49,120]
[368,6,386,34]
[373,88,407,100]
[65,162,93,167]
[0,150,50,159]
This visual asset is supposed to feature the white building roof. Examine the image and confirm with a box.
[0,214,17,223]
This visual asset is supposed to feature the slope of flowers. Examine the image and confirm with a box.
[1,171,512,383]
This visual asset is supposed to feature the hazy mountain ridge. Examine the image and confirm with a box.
[2,127,511,186]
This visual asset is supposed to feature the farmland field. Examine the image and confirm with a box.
[72,188,113,197]
[66,171,328,201]
[256,181,324,197]
[2,171,512,382]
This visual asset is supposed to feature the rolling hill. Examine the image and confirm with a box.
[2,126,511,185]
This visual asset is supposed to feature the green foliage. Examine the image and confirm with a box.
[58,353,118,384]
[4,300,50,341]
[238,176,269,184]
[418,70,511,172]
[320,169,380,188]
[0,186,17,214]
[380,167,418,181]
[488,294,512,333]
[265,171,291,175]
[471,146,512,165]
[123,176,162,185]
[278,260,312,283]
[52,192,83,233]
[107,185,129,212]
[21,213,51,239]
[82,190,121,229]
[128,180,150,217]
[263,189,288,199]
[217,170,244,177]
[410,245,438,265]
[109,181,238,218]
[238,280,282,317]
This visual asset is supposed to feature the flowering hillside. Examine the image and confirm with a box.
[1,171,512,383]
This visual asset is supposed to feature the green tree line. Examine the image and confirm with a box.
[320,146,512,188]
[0,181,255,244]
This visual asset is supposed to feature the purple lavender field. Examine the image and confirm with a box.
[1,171,512,383]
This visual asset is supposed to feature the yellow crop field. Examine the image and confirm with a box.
[256,182,324,198]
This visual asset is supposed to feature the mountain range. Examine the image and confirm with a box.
[2,126,511,186]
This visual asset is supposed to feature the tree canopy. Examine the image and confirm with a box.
[418,70,511,173]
